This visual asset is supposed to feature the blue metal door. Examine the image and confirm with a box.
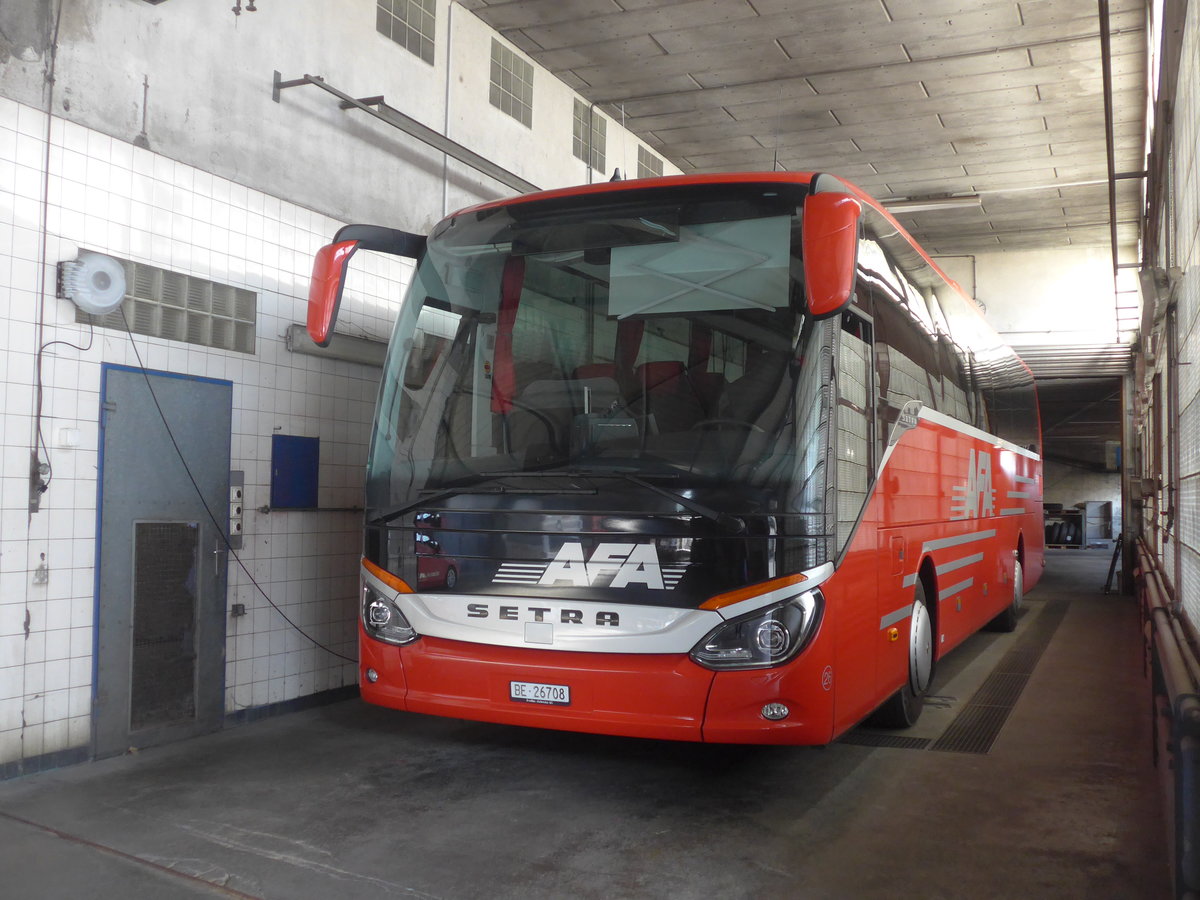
[94,365,232,758]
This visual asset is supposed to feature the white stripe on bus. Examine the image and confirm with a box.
[921,529,997,554]
[936,552,984,575]
[879,605,912,630]
[917,407,1041,461]
[899,532,993,589]
[939,578,974,602]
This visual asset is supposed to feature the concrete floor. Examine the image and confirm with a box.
[0,549,1169,899]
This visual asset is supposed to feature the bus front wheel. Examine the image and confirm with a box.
[870,581,933,729]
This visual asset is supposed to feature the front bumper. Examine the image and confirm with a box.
[359,625,836,745]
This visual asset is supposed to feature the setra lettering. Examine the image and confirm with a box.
[461,602,620,627]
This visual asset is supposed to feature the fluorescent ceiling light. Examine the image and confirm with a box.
[882,195,982,214]
[285,324,387,367]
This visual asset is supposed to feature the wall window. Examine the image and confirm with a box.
[572,99,606,171]
[637,145,663,179]
[490,39,533,127]
[376,0,435,64]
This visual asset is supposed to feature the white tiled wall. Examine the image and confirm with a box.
[1173,0,1200,626]
[0,95,412,765]
[0,0,689,771]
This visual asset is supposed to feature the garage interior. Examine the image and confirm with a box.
[0,0,1195,897]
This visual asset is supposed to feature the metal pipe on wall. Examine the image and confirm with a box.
[443,0,455,216]
[1138,537,1200,898]
[1097,0,1121,332]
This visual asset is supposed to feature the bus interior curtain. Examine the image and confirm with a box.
[689,322,713,371]
[614,317,645,395]
[491,256,526,416]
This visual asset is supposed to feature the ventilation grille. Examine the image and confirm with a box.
[76,258,257,354]
[131,521,199,731]
[930,597,1071,754]
[839,733,932,750]
[842,599,1070,755]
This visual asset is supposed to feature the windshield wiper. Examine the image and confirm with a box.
[369,476,597,525]
[618,473,747,535]
[371,469,746,534]
[506,467,747,534]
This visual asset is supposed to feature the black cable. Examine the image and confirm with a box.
[119,308,356,663]
[31,0,67,497]
[34,326,95,491]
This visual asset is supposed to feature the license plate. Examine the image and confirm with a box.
[510,680,571,706]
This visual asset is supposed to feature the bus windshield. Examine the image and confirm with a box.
[366,182,833,562]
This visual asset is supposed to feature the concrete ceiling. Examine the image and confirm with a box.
[462,0,1147,388]
[463,0,1146,261]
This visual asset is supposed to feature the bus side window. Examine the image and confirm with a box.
[836,310,874,550]
[936,335,973,425]
[969,350,991,433]
[871,287,940,435]
[982,354,1039,453]
[404,330,451,389]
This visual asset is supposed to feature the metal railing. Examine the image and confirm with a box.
[1138,538,1200,898]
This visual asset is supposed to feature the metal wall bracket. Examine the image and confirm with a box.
[271,71,539,195]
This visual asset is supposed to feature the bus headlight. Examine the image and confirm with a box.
[361,581,419,646]
[690,590,822,670]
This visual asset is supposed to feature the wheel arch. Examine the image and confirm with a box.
[917,554,939,657]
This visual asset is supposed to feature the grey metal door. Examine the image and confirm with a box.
[94,365,232,758]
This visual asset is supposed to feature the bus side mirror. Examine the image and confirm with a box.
[802,192,861,318]
[307,225,427,347]
[307,240,359,347]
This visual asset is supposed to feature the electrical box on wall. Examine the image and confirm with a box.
[270,435,319,509]
[1105,441,1121,472]
[229,470,244,549]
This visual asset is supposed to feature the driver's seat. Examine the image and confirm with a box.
[633,361,705,434]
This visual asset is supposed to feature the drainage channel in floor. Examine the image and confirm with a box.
[840,597,1072,755]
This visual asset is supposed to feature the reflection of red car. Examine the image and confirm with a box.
[415,533,458,590]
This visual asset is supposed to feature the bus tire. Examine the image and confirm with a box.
[869,580,933,729]
[987,556,1022,633]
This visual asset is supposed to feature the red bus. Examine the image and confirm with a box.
[307,172,1043,744]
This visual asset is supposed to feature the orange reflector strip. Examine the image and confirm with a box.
[699,573,808,611]
[362,557,413,593]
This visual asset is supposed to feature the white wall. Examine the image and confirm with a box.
[1042,461,1122,538]
[0,1,677,232]
[0,99,394,763]
[935,246,1136,347]
[0,0,679,770]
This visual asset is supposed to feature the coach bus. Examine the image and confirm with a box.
[306,171,1043,744]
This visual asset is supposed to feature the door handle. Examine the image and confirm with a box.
[212,540,228,577]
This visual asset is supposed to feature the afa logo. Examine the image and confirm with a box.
[492,542,688,590]
[950,449,995,520]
